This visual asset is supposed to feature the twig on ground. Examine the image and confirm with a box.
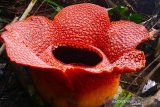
[151,19,160,29]
[33,0,45,15]
[149,28,160,40]
[120,80,138,86]
[141,14,158,29]
[127,29,160,90]
[137,62,160,95]
[19,0,38,21]
[142,89,160,106]
[123,0,136,12]
[105,0,117,8]
[127,45,160,90]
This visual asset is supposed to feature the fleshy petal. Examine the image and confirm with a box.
[0,3,151,107]
[1,16,57,68]
[31,67,120,107]
[65,68,120,107]
[102,20,150,63]
[99,20,151,73]
[2,31,51,68]
[2,16,57,55]
[112,50,145,73]
[53,3,110,45]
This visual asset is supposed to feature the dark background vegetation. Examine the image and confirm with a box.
[0,0,160,107]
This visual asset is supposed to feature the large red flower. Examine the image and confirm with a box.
[1,3,150,107]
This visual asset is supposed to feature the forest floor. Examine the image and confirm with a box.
[0,0,160,107]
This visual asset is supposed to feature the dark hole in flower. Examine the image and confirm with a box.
[53,46,102,66]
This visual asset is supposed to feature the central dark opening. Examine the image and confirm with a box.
[53,46,102,66]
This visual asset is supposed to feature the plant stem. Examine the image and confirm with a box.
[19,0,38,21]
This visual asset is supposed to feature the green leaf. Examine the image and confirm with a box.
[108,5,143,23]
[113,89,132,107]
[108,5,128,18]
[44,0,63,10]
[128,13,142,23]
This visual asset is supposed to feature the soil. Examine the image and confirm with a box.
[0,0,160,107]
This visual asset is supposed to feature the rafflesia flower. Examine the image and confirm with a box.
[1,3,150,107]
